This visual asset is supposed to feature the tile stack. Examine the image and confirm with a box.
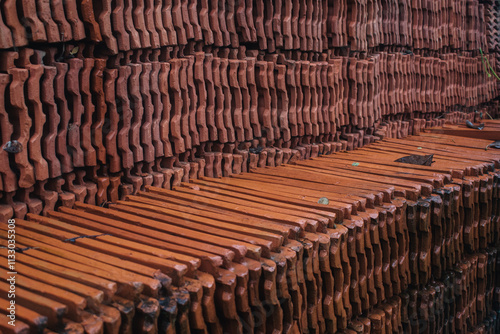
[0,0,492,53]
[0,47,496,220]
[424,119,500,141]
[485,0,500,90]
[2,132,500,333]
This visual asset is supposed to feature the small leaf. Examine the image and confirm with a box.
[3,140,22,154]
[417,147,422,149]
[486,141,500,150]
[318,197,329,205]
[466,120,485,130]
[396,154,434,166]
[70,46,79,55]
[352,162,360,167]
